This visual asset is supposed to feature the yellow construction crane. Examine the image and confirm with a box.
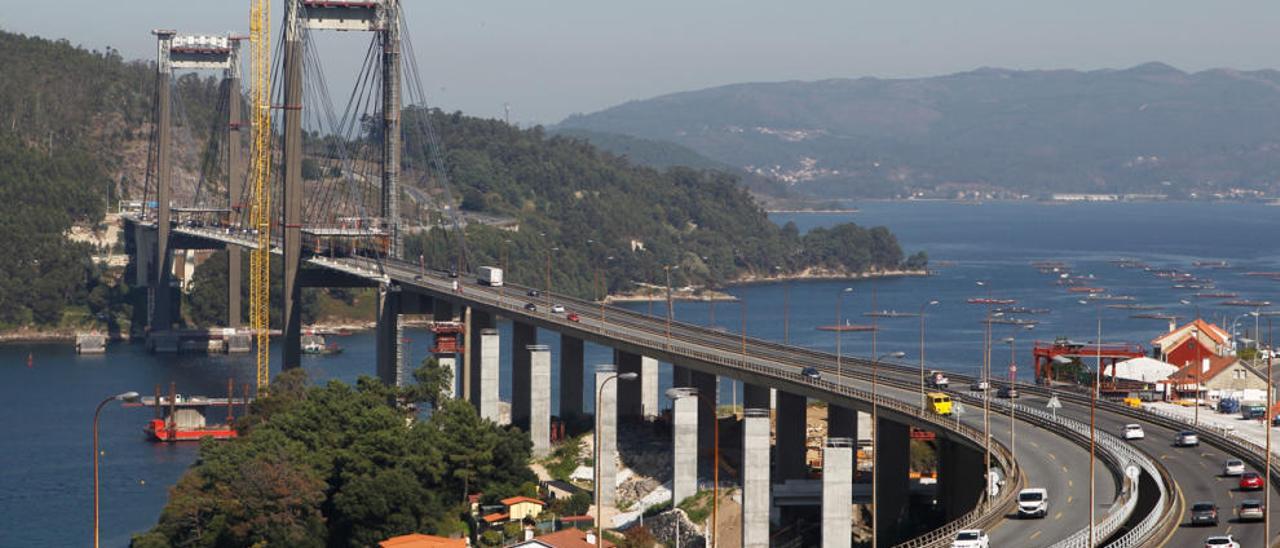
[248,0,272,393]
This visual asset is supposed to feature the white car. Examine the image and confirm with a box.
[970,380,990,391]
[1175,431,1200,447]
[1122,424,1145,440]
[1222,458,1245,477]
[551,304,566,314]
[1017,488,1049,518]
[1204,535,1240,548]
[950,529,989,548]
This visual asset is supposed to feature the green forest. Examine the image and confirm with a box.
[0,28,923,331]
[131,365,538,548]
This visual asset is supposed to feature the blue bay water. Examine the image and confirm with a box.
[2,201,1278,546]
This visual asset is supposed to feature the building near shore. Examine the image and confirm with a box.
[1152,319,1232,366]
[1167,354,1268,402]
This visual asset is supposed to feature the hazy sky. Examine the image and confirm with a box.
[2,1,1277,125]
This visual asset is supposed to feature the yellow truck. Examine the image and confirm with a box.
[927,392,953,415]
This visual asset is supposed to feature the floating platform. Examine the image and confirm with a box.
[863,310,919,318]
[1223,300,1272,307]
[130,382,251,443]
[816,324,878,332]
[1131,313,1179,320]
[967,298,1016,305]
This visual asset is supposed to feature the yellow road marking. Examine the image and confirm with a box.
[1054,511,1063,521]
[1062,465,1069,474]
[1030,531,1042,541]
[1069,479,1074,488]
[1047,453,1057,461]
[1068,496,1074,504]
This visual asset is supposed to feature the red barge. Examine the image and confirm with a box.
[131,381,251,442]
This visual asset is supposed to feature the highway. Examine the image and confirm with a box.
[133,220,1164,546]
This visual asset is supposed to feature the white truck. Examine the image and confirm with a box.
[477,266,504,287]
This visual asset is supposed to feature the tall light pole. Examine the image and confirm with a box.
[1078,298,1101,547]
[544,246,558,309]
[664,265,678,347]
[500,238,511,307]
[93,390,140,548]
[594,371,637,544]
[871,350,906,548]
[1002,326,1032,463]
[918,300,939,410]
[1266,317,1273,547]
[835,287,854,381]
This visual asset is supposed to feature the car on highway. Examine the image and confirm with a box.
[566,312,580,322]
[527,289,541,297]
[997,386,1019,399]
[1175,431,1200,447]
[1121,424,1145,440]
[1016,488,1048,518]
[551,304,566,314]
[1204,535,1239,548]
[1190,502,1219,526]
[970,380,990,391]
[927,392,953,416]
[1222,458,1245,477]
[1237,500,1265,522]
[802,367,820,380]
[1239,471,1264,491]
[524,303,538,312]
[950,529,989,548]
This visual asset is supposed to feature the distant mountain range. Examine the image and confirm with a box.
[558,63,1280,199]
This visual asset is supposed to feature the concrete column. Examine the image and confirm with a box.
[152,31,174,331]
[776,390,808,481]
[875,418,912,546]
[225,47,243,329]
[690,370,717,473]
[672,364,693,388]
[938,439,984,521]
[468,309,494,405]
[529,344,551,456]
[828,405,858,440]
[743,383,771,410]
[742,407,772,548]
[615,350,642,420]
[669,387,699,505]
[641,356,659,419]
[822,437,855,548]
[512,322,537,428]
[478,328,500,422]
[133,227,153,288]
[432,300,458,399]
[375,285,401,386]
[380,1,402,258]
[280,2,305,370]
[595,364,620,510]
[560,334,585,423]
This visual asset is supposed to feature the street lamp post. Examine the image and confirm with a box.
[1266,318,1273,547]
[835,287,854,381]
[918,300,939,411]
[1003,327,1032,463]
[1078,299,1102,547]
[871,350,906,548]
[93,391,140,548]
[594,371,637,545]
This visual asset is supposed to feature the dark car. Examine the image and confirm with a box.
[802,367,820,380]
[448,269,459,278]
[524,302,538,312]
[527,289,541,297]
[997,386,1020,399]
[1190,502,1219,526]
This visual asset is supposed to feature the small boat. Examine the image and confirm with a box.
[1193,260,1230,268]
[1107,304,1162,310]
[1068,286,1105,293]
[993,307,1051,315]
[968,298,1016,305]
[1223,300,1272,307]
[1131,313,1179,321]
[816,322,878,332]
[1086,294,1136,301]
[302,333,344,355]
[863,310,920,318]
[990,318,1039,326]
[1195,292,1237,299]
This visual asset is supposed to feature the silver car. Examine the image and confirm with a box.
[1237,500,1265,522]
[1222,458,1245,477]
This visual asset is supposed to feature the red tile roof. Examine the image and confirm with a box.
[1153,319,1230,347]
[379,533,467,548]
[1168,354,1240,385]
[527,528,614,548]
[481,512,509,524]
[501,496,546,507]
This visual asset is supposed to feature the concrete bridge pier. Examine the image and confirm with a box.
[559,335,585,424]
[615,351,658,421]
[776,390,809,481]
[689,369,717,472]
[938,438,985,521]
[822,437,855,548]
[595,364,620,512]
[431,299,459,398]
[511,322,537,428]
[477,328,501,422]
[375,284,402,386]
[467,309,494,407]
[528,344,551,456]
[742,383,773,548]
[669,387,699,505]
[875,418,912,546]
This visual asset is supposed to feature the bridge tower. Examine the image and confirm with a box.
[147,31,241,332]
[280,0,404,371]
